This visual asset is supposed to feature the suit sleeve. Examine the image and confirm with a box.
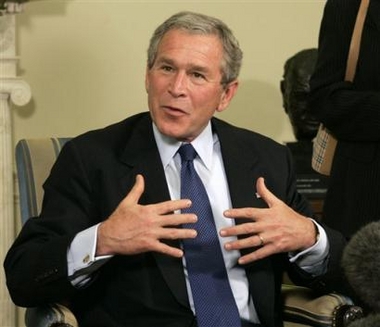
[4,140,98,307]
[281,146,347,292]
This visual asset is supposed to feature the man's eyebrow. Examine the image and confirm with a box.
[156,57,175,65]
[190,65,209,74]
[156,57,210,73]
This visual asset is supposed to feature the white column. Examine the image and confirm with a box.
[0,11,31,327]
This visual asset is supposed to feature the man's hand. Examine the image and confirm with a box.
[97,174,197,258]
[221,177,317,264]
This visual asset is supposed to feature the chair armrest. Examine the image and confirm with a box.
[23,287,363,327]
[25,303,78,327]
[282,284,364,327]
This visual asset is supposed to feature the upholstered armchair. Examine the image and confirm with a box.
[15,138,364,327]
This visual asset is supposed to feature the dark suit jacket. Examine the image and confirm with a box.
[4,113,345,327]
[310,0,380,238]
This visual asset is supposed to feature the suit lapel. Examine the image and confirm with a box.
[212,118,267,211]
[118,115,190,309]
[213,118,276,324]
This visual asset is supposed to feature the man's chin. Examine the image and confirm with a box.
[155,124,187,141]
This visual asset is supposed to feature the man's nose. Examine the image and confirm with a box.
[169,72,187,97]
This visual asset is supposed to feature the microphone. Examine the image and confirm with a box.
[345,313,380,327]
[341,221,380,312]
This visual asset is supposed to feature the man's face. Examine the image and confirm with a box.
[145,29,238,142]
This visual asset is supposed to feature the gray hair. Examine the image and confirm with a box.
[147,11,243,87]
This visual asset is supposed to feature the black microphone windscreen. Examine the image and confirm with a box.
[341,221,380,311]
[345,313,380,327]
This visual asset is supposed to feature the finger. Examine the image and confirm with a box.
[159,226,198,240]
[238,245,276,264]
[158,212,198,227]
[220,222,257,237]
[154,242,185,258]
[223,233,276,264]
[223,234,276,264]
[223,207,258,219]
[154,199,192,216]
[123,174,145,205]
[224,233,264,251]
[256,177,280,208]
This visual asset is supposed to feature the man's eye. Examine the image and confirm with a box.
[161,65,173,72]
[192,72,205,79]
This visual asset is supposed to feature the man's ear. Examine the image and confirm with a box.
[216,80,239,112]
[145,67,150,93]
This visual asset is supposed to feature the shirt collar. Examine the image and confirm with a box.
[152,122,214,170]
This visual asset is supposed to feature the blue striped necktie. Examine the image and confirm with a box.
[178,143,241,327]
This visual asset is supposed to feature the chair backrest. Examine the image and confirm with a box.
[15,138,72,224]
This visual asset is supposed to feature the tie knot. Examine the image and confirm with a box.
[178,143,197,162]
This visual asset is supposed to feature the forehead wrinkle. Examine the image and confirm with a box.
[156,55,211,74]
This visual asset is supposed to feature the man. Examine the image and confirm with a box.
[5,11,345,327]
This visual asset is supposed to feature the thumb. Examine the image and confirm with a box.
[256,177,279,208]
[123,174,145,205]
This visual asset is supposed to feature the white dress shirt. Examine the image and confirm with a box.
[67,121,329,323]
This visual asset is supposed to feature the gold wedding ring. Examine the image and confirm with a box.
[258,234,265,247]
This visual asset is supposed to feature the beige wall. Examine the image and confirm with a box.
[13,0,326,146]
